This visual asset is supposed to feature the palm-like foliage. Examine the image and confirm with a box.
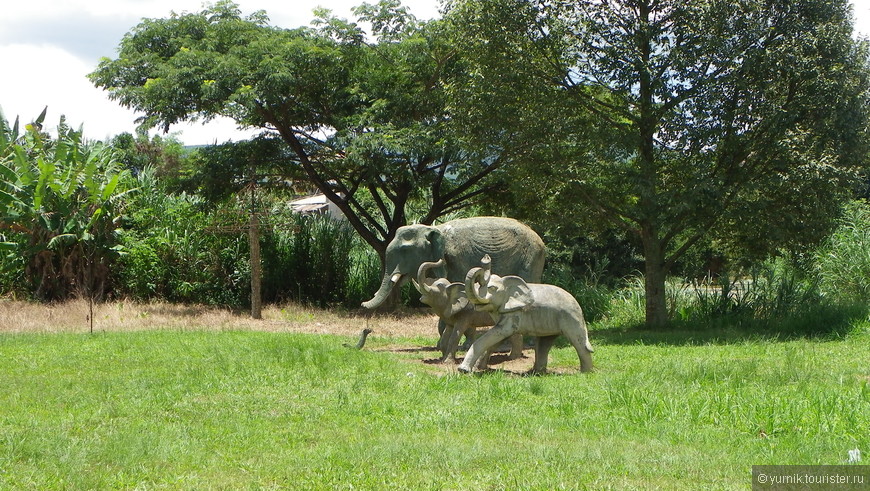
[0,107,134,300]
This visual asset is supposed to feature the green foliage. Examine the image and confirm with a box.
[674,260,824,327]
[115,168,248,305]
[449,0,870,325]
[181,135,303,203]
[109,131,189,185]
[816,200,870,302]
[543,262,615,323]
[0,328,866,488]
[266,213,381,308]
[0,107,134,300]
[114,168,380,308]
[89,1,508,263]
[592,257,860,338]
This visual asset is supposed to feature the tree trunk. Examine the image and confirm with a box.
[641,227,669,327]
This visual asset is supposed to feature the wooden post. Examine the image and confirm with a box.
[248,164,262,320]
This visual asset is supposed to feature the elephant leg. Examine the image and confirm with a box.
[436,318,448,351]
[461,327,476,349]
[530,335,558,375]
[442,322,466,362]
[464,328,491,370]
[458,319,517,373]
[508,333,525,359]
[475,346,492,370]
[564,326,594,373]
[439,322,457,359]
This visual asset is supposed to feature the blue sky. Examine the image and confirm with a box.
[0,0,867,145]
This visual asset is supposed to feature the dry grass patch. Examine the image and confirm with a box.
[0,299,439,338]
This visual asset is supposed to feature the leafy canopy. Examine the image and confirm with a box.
[449,0,870,325]
[90,0,507,260]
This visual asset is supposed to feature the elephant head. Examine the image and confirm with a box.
[466,255,535,314]
[362,224,446,309]
[411,259,468,319]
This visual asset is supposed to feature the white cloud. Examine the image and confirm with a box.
[854,0,870,36]
[0,0,441,145]
[0,43,139,140]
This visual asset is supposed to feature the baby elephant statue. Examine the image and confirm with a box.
[411,259,523,364]
[459,255,594,375]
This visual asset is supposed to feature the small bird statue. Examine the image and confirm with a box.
[343,328,373,349]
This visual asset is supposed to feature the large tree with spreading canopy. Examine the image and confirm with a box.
[89,0,515,278]
[448,0,870,326]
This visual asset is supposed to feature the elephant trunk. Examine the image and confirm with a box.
[362,269,403,309]
[465,255,493,305]
[415,259,446,295]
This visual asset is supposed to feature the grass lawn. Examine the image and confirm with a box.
[0,302,867,489]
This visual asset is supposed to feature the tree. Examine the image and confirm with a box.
[110,130,188,181]
[89,0,510,276]
[449,0,870,326]
[182,135,305,203]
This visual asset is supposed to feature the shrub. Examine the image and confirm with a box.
[115,168,249,306]
[543,262,614,322]
[115,173,382,310]
[815,200,870,302]
[266,214,381,308]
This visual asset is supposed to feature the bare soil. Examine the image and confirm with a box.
[0,299,558,375]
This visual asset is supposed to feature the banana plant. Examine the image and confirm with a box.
[0,107,136,300]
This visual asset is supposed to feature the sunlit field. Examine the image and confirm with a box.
[0,301,867,489]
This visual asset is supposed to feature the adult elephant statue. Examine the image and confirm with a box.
[459,255,594,374]
[362,217,546,357]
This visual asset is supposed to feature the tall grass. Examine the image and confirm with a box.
[544,262,614,322]
[272,214,381,308]
[816,200,870,302]
[564,256,863,337]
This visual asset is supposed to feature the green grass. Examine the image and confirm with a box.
[0,324,868,489]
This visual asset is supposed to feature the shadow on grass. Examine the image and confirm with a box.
[589,302,869,346]
[339,306,434,320]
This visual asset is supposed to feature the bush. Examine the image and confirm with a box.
[114,171,382,309]
[815,200,870,302]
[543,262,614,322]
[115,168,249,306]
[593,257,840,335]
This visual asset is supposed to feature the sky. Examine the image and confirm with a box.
[0,0,441,145]
[0,0,868,146]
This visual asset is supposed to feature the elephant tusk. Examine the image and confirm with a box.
[391,273,403,284]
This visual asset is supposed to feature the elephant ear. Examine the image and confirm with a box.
[500,276,535,313]
[426,228,445,260]
[445,283,469,317]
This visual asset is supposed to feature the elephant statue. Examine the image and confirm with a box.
[412,258,515,364]
[459,255,594,375]
[362,217,546,359]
